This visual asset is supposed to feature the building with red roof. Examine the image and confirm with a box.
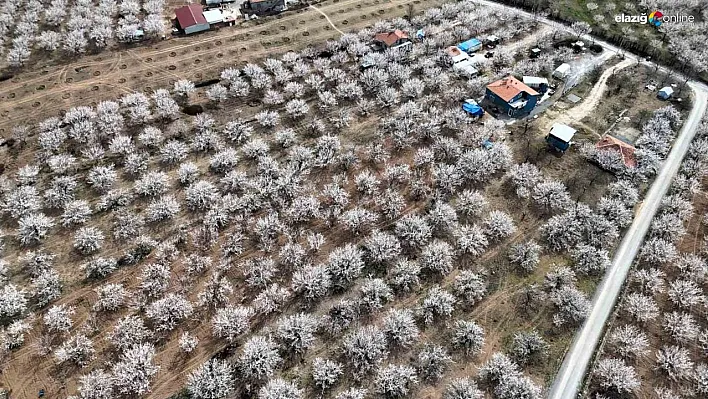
[175,4,209,35]
[484,76,539,117]
[373,30,411,49]
[596,134,637,168]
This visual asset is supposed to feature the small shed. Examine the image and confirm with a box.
[203,9,223,24]
[523,76,549,93]
[446,46,470,64]
[126,29,144,42]
[221,6,241,24]
[175,4,210,35]
[552,63,571,79]
[241,0,286,16]
[530,48,541,58]
[658,86,674,100]
[546,123,576,152]
[458,38,482,53]
[453,60,478,77]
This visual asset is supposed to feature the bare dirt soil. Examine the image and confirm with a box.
[540,57,634,137]
[0,0,443,135]
[0,5,674,399]
[582,64,691,139]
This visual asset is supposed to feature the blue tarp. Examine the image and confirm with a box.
[463,102,484,116]
[457,38,482,53]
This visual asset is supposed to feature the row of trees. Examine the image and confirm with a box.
[2,0,166,67]
[590,110,708,397]
[0,2,570,397]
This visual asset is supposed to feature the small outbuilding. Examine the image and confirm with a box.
[241,0,286,16]
[175,4,210,35]
[546,123,576,152]
[529,48,542,58]
[657,86,674,100]
[446,47,477,76]
[203,9,224,25]
[596,134,637,168]
[453,61,478,77]
[522,76,549,93]
[446,46,470,64]
[457,38,482,54]
[552,63,571,79]
[125,28,145,42]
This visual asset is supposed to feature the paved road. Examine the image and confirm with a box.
[548,82,707,398]
[466,1,708,397]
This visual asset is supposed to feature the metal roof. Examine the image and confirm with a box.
[203,9,223,24]
[374,30,408,47]
[549,123,576,143]
[554,63,571,73]
[175,4,207,28]
[523,76,549,86]
[486,75,539,103]
[458,38,482,52]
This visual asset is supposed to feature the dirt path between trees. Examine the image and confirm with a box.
[0,0,444,135]
[541,58,634,135]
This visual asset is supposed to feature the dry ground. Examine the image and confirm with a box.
[584,182,708,399]
[582,64,692,140]
[0,0,446,135]
[0,4,674,399]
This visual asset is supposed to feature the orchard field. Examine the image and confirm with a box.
[0,1,691,398]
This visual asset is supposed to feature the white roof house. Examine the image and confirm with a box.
[553,63,571,79]
[549,123,577,143]
[522,76,549,87]
[203,9,223,24]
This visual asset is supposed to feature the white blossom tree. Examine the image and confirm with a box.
[112,343,159,396]
[374,364,418,398]
[187,359,235,399]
